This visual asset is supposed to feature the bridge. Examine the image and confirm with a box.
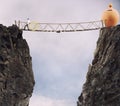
[15,20,104,33]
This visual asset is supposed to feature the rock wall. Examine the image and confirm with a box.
[78,25,120,106]
[0,25,35,106]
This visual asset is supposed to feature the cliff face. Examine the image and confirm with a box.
[78,25,120,106]
[0,25,35,106]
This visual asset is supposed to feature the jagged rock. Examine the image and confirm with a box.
[77,25,120,106]
[0,25,35,106]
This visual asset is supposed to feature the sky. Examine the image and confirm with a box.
[0,0,120,106]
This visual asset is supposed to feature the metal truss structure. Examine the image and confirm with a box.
[15,20,104,33]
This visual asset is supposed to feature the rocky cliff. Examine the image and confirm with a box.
[77,25,120,106]
[0,25,35,106]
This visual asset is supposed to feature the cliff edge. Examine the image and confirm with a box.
[0,25,35,106]
[78,25,120,106]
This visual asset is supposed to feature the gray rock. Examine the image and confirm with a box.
[77,25,120,106]
[0,25,35,106]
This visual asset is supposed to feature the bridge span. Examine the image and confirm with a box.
[15,20,104,33]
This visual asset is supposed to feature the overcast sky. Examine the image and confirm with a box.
[0,0,120,106]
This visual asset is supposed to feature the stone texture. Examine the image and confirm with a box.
[77,25,120,106]
[0,24,35,106]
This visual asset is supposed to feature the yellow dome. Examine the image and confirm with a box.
[102,4,119,27]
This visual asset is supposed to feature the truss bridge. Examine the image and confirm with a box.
[15,20,104,33]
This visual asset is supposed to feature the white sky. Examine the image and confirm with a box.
[0,0,120,106]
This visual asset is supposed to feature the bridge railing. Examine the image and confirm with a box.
[14,20,104,32]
